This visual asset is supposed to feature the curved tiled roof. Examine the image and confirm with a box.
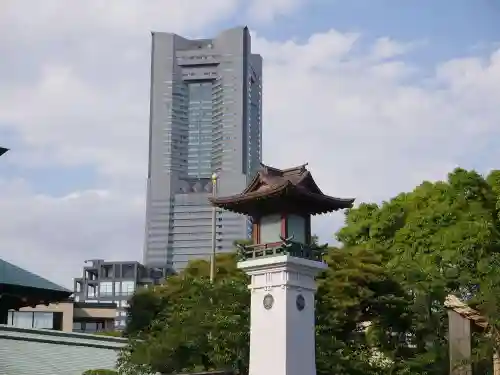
[210,163,355,216]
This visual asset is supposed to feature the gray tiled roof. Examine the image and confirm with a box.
[0,258,70,293]
[0,147,8,156]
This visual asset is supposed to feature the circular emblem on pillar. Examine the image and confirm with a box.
[296,294,305,311]
[263,294,274,310]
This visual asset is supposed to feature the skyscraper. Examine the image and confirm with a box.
[143,26,263,270]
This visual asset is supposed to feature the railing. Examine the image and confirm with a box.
[235,236,328,262]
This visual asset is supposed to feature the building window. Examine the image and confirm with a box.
[87,285,96,298]
[121,281,135,296]
[33,312,54,329]
[122,264,135,278]
[114,282,121,295]
[99,281,113,296]
[101,265,113,278]
[11,311,33,329]
[7,311,59,330]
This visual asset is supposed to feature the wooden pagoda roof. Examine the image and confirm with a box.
[0,147,8,157]
[209,163,355,216]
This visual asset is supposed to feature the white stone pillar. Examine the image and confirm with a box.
[238,255,327,375]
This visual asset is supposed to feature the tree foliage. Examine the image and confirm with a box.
[119,253,249,375]
[337,168,500,374]
[315,246,410,375]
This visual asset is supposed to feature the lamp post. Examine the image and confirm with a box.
[209,172,218,283]
[0,147,9,324]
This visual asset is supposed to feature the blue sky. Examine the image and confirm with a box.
[245,0,500,61]
[0,0,499,285]
[3,0,500,195]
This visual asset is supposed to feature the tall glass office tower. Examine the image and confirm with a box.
[143,27,263,271]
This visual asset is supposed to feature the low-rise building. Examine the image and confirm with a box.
[6,300,116,333]
[0,255,123,373]
[73,259,171,329]
[0,258,72,325]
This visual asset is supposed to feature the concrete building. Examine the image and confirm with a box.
[7,300,116,333]
[144,26,263,271]
[73,259,169,329]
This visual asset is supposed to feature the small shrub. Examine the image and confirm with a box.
[93,330,123,337]
[82,369,118,375]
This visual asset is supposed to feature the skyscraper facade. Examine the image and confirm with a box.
[143,27,263,270]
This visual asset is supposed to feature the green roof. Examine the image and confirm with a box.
[0,258,70,293]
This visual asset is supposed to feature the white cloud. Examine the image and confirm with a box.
[0,0,240,38]
[1,1,500,285]
[246,0,305,22]
[252,31,500,202]
[369,37,418,60]
[0,179,144,288]
[0,63,149,182]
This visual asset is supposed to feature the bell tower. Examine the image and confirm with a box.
[210,163,354,375]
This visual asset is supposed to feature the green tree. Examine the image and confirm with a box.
[337,168,500,374]
[181,251,246,281]
[125,252,247,339]
[124,284,168,337]
[315,246,411,375]
[119,254,250,375]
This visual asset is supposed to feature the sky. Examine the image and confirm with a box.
[1,0,500,287]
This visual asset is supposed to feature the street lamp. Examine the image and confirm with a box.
[209,172,218,283]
